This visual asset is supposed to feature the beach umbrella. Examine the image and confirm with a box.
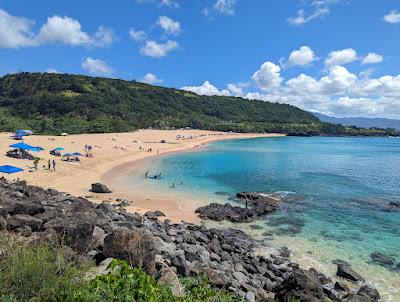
[0,165,23,174]
[10,142,34,150]
[72,152,83,156]
[53,147,64,151]
[34,146,45,151]
[62,152,73,157]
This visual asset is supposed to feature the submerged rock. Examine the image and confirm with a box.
[370,252,396,268]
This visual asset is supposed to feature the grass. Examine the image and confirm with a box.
[0,235,241,302]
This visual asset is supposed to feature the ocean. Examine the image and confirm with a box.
[123,136,400,300]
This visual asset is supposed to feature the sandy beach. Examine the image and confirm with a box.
[0,130,282,222]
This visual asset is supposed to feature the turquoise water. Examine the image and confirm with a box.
[126,137,400,299]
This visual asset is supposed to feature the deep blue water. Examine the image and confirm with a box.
[128,136,400,298]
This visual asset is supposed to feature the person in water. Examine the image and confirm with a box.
[145,171,149,178]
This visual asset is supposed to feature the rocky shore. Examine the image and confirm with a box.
[0,178,381,301]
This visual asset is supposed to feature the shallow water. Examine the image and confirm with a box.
[124,136,400,300]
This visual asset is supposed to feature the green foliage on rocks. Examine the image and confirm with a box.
[0,236,241,302]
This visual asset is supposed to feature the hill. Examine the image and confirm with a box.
[314,113,400,131]
[0,72,397,136]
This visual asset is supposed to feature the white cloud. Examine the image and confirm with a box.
[288,0,344,26]
[129,28,147,42]
[213,0,237,15]
[227,82,248,96]
[157,16,181,36]
[0,10,115,48]
[181,81,230,96]
[159,0,179,9]
[383,10,400,24]
[45,68,61,74]
[36,15,115,47]
[141,73,163,84]
[0,9,35,48]
[325,48,357,67]
[252,62,282,91]
[202,0,237,17]
[140,40,179,58]
[361,52,383,65]
[137,0,179,9]
[82,57,113,75]
[285,45,316,68]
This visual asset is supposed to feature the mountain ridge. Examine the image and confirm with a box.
[0,72,397,137]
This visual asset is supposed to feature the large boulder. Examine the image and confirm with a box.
[90,183,112,194]
[103,228,156,275]
[336,262,363,282]
[44,217,94,253]
[276,268,327,302]
[7,214,43,232]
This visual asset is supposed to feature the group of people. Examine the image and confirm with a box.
[32,158,56,171]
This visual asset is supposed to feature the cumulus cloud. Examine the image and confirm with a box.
[82,57,113,75]
[285,46,316,68]
[140,40,179,58]
[0,10,115,48]
[325,48,357,67]
[141,73,163,84]
[129,28,147,42]
[157,16,181,36]
[181,81,230,96]
[361,52,383,65]
[383,10,400,24]
[252,62,282,91]
[0,9,36,48]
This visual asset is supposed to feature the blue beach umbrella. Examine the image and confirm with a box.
[53,147,64,151]
[0,165,23,174]
[62,152,73,157]
[10,142,34,150]
[72,152,83,156]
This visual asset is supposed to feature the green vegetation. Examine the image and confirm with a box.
[0,235,240,302]
[0,72,396,136]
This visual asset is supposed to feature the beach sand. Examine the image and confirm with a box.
[0,130,282,222]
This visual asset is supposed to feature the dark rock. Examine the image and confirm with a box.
[7,214,43,232]
[250,224,263,230]
[195,192,283,223]
[370,252,396,268]
[336,262,363,282]
[276,268,326,302]
[44,217,94,253]
[357,285,380,301]
[90,183,112,193]
[11,201,44,216]
[104,228,156,275]
[172,254,190,277]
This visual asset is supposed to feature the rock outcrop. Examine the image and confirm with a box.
[195,192,283,222]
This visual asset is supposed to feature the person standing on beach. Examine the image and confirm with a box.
[52,159,56,171]
[33,158,39,171]
[48,159,51,170]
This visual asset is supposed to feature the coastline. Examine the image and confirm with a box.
[0,130,283,222]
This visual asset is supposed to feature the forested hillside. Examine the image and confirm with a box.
[0,72,397,136]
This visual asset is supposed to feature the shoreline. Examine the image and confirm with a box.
[0,130,283,222]
[101,132,284,223]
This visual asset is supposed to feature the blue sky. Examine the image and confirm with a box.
[1,0,400,118]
